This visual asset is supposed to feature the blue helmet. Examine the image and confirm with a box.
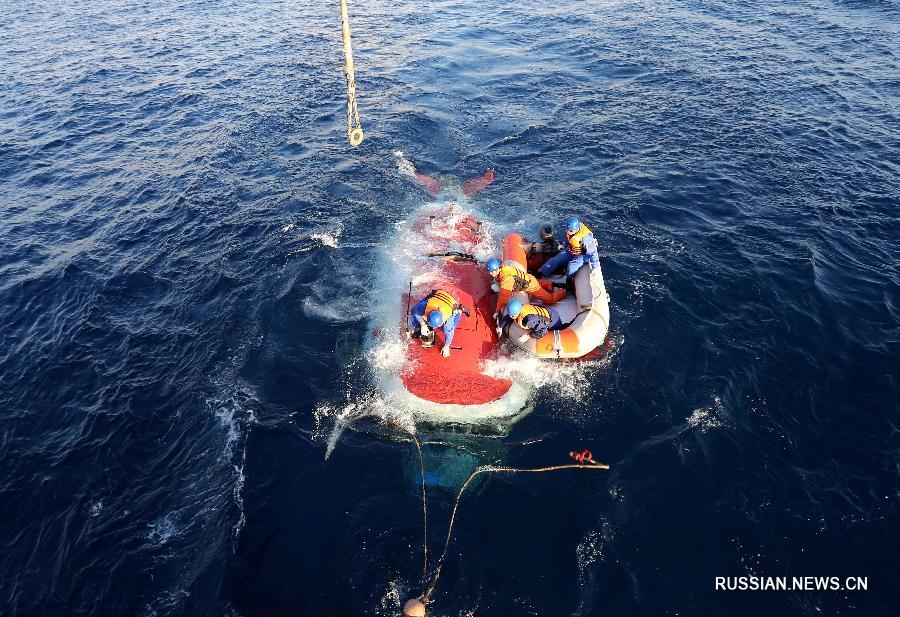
[507,299,523,317]
[566,216,581,232]
[427,310,444,328]
[486,258,501,273]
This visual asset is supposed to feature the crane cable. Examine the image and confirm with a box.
[339,0,364,147]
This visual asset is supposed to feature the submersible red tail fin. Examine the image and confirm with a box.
[462,168,494,197]
[413,172,443,196]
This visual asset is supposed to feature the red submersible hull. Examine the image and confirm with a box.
[397,208,529,422]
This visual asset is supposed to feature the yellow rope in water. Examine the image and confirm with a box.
[332,416,609,610]
[339,0,364,146]
[410,431,429,595]
[421,460,610,604]
[386,422,430,596]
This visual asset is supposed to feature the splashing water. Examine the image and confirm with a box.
[576,528,605,573]
[147,513,178,547]
[687,395,726,432]
[394,150,416,179]
[315,390,418,460]
[483,333,622,400]
[311,226,342,248]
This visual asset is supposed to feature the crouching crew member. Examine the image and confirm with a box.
[407,289,470,357]
[485,259,566,317]
[524,222,564,272]
[538,216,600,278]
[498,299,564,343]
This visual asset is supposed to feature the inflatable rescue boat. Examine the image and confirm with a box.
[395,207,529,422]
[501,233,611,358]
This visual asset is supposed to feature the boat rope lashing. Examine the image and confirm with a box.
[339,0,364,147]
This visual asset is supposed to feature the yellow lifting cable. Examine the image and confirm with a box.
[339,0,364,147]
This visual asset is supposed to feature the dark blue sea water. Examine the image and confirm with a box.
[2,0,899,615]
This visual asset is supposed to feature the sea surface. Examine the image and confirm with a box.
[1,0,898,615]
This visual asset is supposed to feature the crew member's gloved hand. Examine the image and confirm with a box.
[495,326,503,337]
[441,345,450,358]
[420,325,431,337]
[517,334,529,344]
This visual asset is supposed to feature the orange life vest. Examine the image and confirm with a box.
[566,223,594,255]
[424,290,456,324]
[497,264,532,292]
[514,304,551,329]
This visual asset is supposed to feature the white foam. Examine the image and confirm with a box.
[302,253,371,322]
[315,389,418,460]
[311,226,342,248]
[394,150,417,180]
[576,528,605,572]
[147,513,178,546]
[688,395,725,432]
[142,590,191,617]
[376,579,404,616]
[482,333,621,403]
[210,394,256,458]
[206,388,257,542]
[573,522,613,616]
[231,447,247,543]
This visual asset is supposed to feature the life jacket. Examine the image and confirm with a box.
[424,289,457,324]
[497,264,531,292]
[514,304,551,329]
[566,223,593,255]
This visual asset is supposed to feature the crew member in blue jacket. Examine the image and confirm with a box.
[497,299,564,342]
[538,216,600,278]
[407,289,468,357]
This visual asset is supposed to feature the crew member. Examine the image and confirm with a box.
[407,289,469,357]
[524,222,564,271]
[538,216,600,278]
[498,299,564,342]
[485,258,566,316]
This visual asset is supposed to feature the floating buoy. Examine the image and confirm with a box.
[402,598,426,616]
